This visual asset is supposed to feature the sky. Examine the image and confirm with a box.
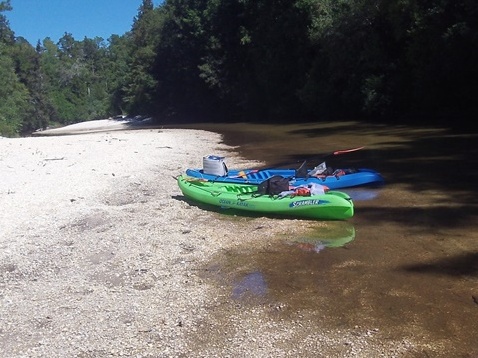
[6,0,163,45]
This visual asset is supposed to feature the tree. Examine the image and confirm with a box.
[0,0,14,44]
[10,37,55,132]
[122,0,164,116]
[105,34,133,115]
[0,42,30,136]
[401,0,478,121]
[151,0,314,121]
[0,1,32,136]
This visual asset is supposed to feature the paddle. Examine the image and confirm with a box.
[330,146,364,156]
[266,146,365,169]
[306,146,365,177]
[231,146,365,178]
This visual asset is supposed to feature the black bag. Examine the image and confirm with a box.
[257,176,290,195]
[295,160,308,178]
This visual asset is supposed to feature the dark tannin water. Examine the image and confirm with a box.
[167,121,478,355]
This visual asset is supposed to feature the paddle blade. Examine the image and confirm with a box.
[332,146,364,156]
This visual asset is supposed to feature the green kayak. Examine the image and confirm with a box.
[177,175,354,220]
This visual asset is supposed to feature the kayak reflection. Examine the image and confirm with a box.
[231,222,355,301]
[290,222,355,253]
[342,187,381,201]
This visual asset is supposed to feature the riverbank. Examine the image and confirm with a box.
[1,121,472,357]
[1,127,265,357]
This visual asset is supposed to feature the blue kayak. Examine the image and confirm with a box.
[185,166,384,189]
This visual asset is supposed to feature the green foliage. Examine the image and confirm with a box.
[151,0,214,119]
[123,0,163,115]
[10,38,54,133]
[0,0,14,44]
[39,34,114,124]
[1,0,477,136]
[0,43,30,136]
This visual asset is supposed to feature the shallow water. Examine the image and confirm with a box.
[167,120,478,355]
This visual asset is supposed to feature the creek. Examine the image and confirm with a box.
[167,120,478,355]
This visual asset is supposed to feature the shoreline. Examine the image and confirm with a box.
[1,124,446,357]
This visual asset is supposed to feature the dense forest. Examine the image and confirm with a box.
[1,0,477,137]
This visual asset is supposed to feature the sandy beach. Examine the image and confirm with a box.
[1,121,445,357]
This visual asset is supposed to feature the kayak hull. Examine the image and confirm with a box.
[185,167,384,189]
[177,175,354,220]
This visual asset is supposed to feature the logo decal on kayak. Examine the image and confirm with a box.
[290,199,329,208]
[219,199,252,208]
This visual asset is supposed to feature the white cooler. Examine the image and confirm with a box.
[203,155,228,176]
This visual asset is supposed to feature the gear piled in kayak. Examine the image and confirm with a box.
[186,155,384,190]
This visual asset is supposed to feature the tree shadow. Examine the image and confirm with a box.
[355,205,478,229]
[401,252,478,277]
[222,122,478,200]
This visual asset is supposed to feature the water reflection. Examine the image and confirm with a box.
[232,271,267,299]
[342,188,381,201]
[230,222,355,301]
[290,222,355,253]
